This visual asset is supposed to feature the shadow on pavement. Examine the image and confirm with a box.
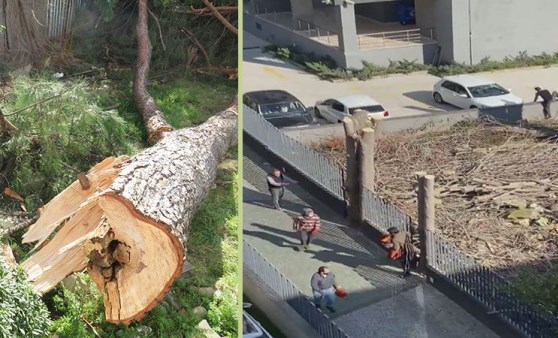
[402,90,451,112]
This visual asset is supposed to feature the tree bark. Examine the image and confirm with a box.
[133,0,174,145]
[21,102,238,324]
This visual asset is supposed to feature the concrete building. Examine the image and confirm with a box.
[244,0,558,68]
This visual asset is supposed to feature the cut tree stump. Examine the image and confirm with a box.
[21,104,237,324]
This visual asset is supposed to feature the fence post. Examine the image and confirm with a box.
[417,173,435,272]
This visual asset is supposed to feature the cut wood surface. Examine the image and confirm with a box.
[21,104,238,324]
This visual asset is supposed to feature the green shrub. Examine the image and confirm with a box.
[46,273,105,337]
[265,45,558,81]
[0,258,51,338]
[207,273,239,338]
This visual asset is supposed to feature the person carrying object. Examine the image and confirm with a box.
[311,266,342,313]
[384,227,419,278]
[293,208,320,251]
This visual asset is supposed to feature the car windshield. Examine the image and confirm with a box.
[467,84,509,98]
[259,101,306,117]
[349,105,384,114]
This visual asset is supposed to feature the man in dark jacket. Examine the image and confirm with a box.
[293,208,321,251]
[534,87,558,119]
[266,168,287,210]
[310,266,340,312]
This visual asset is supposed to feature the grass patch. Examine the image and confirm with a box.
[264,45,558,81]
[150,76,237,129]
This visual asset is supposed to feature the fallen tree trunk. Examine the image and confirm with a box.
[133,0,174,145]
[21,102,238,324]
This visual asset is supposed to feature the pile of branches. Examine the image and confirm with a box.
[314,119,558,276]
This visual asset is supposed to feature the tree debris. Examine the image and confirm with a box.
[314,120,558,277]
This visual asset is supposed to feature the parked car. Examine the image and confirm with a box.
[243,90,317,129]
[433,75,523,109]
[243,304,273,338]
[314,95,390,124]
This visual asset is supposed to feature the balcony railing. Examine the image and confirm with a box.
[358,28,434,50]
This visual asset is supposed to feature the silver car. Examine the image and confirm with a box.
[314,95,390,124]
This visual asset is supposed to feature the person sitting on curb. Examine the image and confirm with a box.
[311,266,341,313]
[293,208,320,251]
[383,227,419,278]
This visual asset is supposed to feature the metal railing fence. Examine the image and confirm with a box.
[47,0,84,38]
[243,106,558,338]
[244,105,345,200]
[427,229,558,338]
[362,187,412,233]
[244,240,350,338]
[357,28,433,50]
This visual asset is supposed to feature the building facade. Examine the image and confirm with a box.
[244,0,558,68]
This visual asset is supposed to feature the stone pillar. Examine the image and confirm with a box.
[335,3,358,52]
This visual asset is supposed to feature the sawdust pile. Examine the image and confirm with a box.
[314,119,558,276]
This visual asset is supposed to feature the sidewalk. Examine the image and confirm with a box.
[243,146,499,338]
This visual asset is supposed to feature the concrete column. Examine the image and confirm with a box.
[417,173,435,271]
[336,3,358,52]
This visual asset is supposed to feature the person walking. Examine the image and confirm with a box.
[267,168,287,210]
[385,227,418,278]
[293,208,320,251]
[311,266,340,312]
[534,87,558,119]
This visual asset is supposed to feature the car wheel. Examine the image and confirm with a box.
[433,92,444,104]
[314,107,322,118]
[470,105,478,109]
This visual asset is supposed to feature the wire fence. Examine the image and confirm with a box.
[243,240,350,338]
[243,105,558,338]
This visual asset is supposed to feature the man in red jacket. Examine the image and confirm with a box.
[293,208,321,251]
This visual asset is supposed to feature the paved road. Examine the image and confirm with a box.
[243,31,558,119]
[243,146,499,338]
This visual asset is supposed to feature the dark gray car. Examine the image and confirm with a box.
[243,90,317,129]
